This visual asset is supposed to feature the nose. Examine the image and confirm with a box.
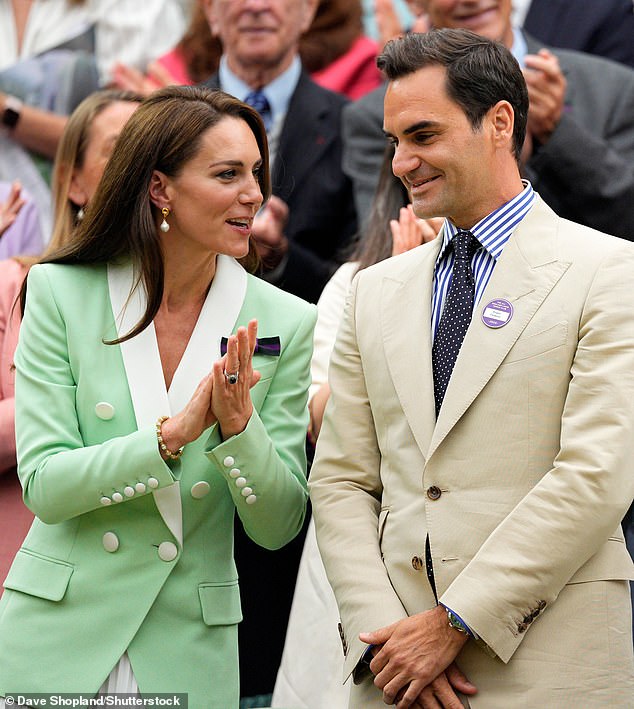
[240,173,263,208]
[391,142,419,180]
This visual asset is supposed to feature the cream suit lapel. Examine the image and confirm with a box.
[107,256,247,547]
[428,198,571,460]
[381,238,442,459]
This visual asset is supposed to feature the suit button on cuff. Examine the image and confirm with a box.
[124,486,135,497]
[245,494,257,505]
[100,496,112,506]
[235,477,247,488]
[147,477,159,489]
[223,456,235,468]
[241,487,253,497]
[112,492,124,503]
[229,468,241,478]
[135,482,146,494]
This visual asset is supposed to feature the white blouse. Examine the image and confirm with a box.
[0,0,186,82]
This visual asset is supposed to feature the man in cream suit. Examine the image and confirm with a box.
[310,29,634,708]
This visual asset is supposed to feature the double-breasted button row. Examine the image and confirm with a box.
[100,477,159,506]
[101,531,178,562]
[223,456,257,504]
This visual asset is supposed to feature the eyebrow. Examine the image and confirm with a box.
[383,120,441,139]
[209,160,245,168]
[208,158,263,168]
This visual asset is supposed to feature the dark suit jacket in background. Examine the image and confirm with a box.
[204,71,357,304]
[202,68,356,698]
[342,32,634,242]
[523,0,634,69]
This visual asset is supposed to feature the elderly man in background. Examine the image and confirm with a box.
[344,0,634,243]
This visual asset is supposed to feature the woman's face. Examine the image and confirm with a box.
[70,100,140,206]
[159,116,264,260]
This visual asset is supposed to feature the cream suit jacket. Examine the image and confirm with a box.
[310,198,634,707]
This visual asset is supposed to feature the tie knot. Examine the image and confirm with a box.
[244,90,271,126]
[452,230,477,261]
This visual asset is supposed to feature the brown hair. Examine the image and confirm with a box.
[350,143,409,273]
[299,0,363,72]
[176,3,222,82]
[34,86,270,344]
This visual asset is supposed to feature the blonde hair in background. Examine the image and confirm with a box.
[41,89,143,264]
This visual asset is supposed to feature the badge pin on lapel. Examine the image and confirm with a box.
[481,298,513,329]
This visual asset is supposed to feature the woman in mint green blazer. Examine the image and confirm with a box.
[0,87,316,708]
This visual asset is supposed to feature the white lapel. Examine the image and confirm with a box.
[106,256,247,547]
[167,255,247,412]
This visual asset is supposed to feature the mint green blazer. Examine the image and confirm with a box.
[0,256,316,708]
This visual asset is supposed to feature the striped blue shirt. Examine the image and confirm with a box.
[431,182,536,339]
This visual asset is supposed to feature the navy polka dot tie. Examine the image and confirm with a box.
[432,230,479,416]
[245,90,272,131]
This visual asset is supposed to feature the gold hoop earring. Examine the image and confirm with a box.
[160,207,170,233]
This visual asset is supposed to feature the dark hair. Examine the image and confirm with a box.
[299,0,363,73]
[176,3,222,82]
[377,28,528,163]
[36,85,270,343]
[350,143,408,273]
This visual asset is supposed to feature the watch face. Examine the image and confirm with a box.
[2,97,22,128]
[2,107,20,128]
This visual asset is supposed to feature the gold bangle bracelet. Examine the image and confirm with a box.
[156,415,184,460]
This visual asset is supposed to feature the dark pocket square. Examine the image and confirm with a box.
[220,336,281,357]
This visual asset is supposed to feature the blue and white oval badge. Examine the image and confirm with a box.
[482,298,513,329]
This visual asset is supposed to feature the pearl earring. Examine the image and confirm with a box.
[77,207,85,221]
[160,207,170,233]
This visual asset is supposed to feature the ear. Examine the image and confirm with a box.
[149,170,171,210]
[201,0,220,37]
[490,100,515,151]
[67,167,88,209]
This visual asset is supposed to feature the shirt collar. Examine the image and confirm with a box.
[511,26,528,67]
[437,181,536,263]
[218,55,302,124]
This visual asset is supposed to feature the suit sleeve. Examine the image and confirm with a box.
[309,274,409,680]
[341,94,388,229]
[526,55,634,241]
[440,243,634,662]
[14,265,176,524]
[205,303,317,550]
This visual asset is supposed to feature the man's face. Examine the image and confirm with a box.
[205,0,316,72]
[385,65,501,228]
[421,0,514,47]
